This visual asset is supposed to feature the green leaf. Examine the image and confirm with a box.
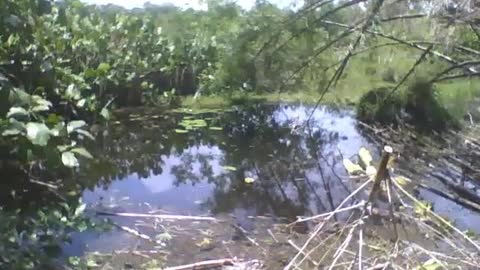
[7,107,28,118]
[67,120,86,133]
[26,122,51,146]
[100,107,109,120]
[96,63,111,75]
[70,147,93,159]
[74,203,86,216]
[74,129,95,140]
[84,68,97,78]
[76,99,86,108]
[358,147,373,168]
[65,84,81,100]
[175,129,188,134]
[2,129,22,136]
[2,119,25,136]
[342,159,364,175]
[62,151,79,167]
[31,104,50,112]
[415,259,441,270]
[209,126,223,131]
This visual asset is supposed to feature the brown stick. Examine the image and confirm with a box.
[367,146,393,203]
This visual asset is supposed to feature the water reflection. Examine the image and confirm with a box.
[79,104,368,221]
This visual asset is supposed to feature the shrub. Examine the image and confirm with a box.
[356,87,404,125]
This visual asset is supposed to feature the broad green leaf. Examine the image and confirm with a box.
[70,147,93,159]
[96,63,111,75]
[342,159,363,175]
[7,107,28,118]
[67,120,86,133]
[62,151,79,167]
[358,147,373,168]
[26,122,51,146]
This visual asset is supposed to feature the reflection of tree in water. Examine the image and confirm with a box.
[74,105,347,220]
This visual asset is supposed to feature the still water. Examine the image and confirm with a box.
[62,103,480,257]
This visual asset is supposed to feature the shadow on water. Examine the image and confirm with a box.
[63,104,370,256]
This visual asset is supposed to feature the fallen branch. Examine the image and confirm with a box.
[96,211,217,221]
[164,258,235,270]
[112,223,153,242]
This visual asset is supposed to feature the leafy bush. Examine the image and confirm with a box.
[356,87,404,125]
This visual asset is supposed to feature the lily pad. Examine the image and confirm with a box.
[342,159,363,175]
[244,177,255,184]
[358,147,373,168]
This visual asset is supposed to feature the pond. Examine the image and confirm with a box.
[3,103,479,268]
[64,104,370,257]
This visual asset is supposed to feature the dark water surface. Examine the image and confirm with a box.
[60,103,480,258]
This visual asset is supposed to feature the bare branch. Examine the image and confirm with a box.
[380,14,428,22]
[319,19,478,73]
[384,44,433,101]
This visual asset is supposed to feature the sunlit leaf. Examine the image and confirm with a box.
[415,259,442,270]
[26,122,51,146]
[67,120,86,133]
[394,176,409,186]
[358,147,373,168]
[244,177,255,184]
[100,107,110,120]
[74,203,86,216]
[31,105,50,112]
[175,129,188,134]
[7,107,28,118]
[366,165,377,176]
[342,159,363,175]
[74,129,95,140]
[65,84,81,100]
[71,147,93,159]
[223,165,237,171]
[62,151,79,167]
[2,119,25,136]
[76,99,86,108]
[209,126,223,131]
